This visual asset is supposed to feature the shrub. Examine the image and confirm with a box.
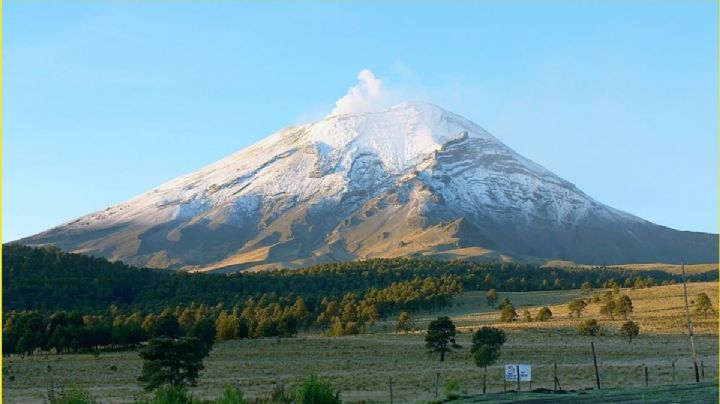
[444,380,461,400]
[47,385,99,404]
[295,374,341,404]
[535,307,552,322]
[694,292,714,319]
[215,385,249,404]
[396,311,412,331]
[500,304,518,322]
[576,319,601,336]
[568,299,587,318]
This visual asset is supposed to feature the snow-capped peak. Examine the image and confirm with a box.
[24,100,713,273]
[305,102,492,172]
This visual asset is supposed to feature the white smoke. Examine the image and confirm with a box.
[331,69,401,116]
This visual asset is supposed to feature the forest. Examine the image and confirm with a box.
[3,244,715,356]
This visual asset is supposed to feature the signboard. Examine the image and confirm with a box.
[504,364,532,381]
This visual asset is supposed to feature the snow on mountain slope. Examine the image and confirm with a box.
[20,103,718,270]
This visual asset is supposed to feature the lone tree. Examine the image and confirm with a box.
[694,292,714,319]
[471,326,506,394]
[486,289,499,308]
[620,320,640,343]
[500,303,518,323]
[576,319,601,336]
[138,337,210,391]
[614,295,634,320]
[397,311,412,331]
[535,307,553,322]
[568,299,587,318]
[425,316,460,362]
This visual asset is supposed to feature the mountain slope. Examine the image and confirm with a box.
[20,103,718,270]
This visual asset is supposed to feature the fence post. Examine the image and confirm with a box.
[435,372,439,398]
[554,361,558,392]
[591,342,601,390]
[389,376,393,404]
[672,360,676,383]
[644,365,649,387]
[701,361,705,381]
[516,364,521,391]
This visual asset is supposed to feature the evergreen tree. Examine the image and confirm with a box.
[471,326,506,394]
[599,299,616,320]
[137,337,208,391]
[620,320,639,343]
[614,295,633,320]
[425,316,460,361]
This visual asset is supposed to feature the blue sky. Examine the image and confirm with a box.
[4,1,718,241]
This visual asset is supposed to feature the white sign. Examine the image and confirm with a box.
[504,364,532,381]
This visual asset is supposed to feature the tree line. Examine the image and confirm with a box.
[3,275,460,355]
[5,244,713,316]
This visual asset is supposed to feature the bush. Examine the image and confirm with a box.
[444,380,461,400]
[295,374,341,404]
[47,385,99,404]
[568,299,587,318]
[576,319,601,336]
[535,307,552,322]
[500,304,518,322]
[215,385,249,404]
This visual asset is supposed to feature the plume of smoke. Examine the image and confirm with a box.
[331,69,401,116]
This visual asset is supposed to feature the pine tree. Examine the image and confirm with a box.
[425,316,460,361]
[614,295,633,320]
[138,337,208,391]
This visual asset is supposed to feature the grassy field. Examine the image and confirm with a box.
[3,282,717,403]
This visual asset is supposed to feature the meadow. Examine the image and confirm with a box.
[3,282,717,403]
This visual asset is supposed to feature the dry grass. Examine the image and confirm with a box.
[3,282,717,403]
[608,263,717,275]
[444,281,719,335]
